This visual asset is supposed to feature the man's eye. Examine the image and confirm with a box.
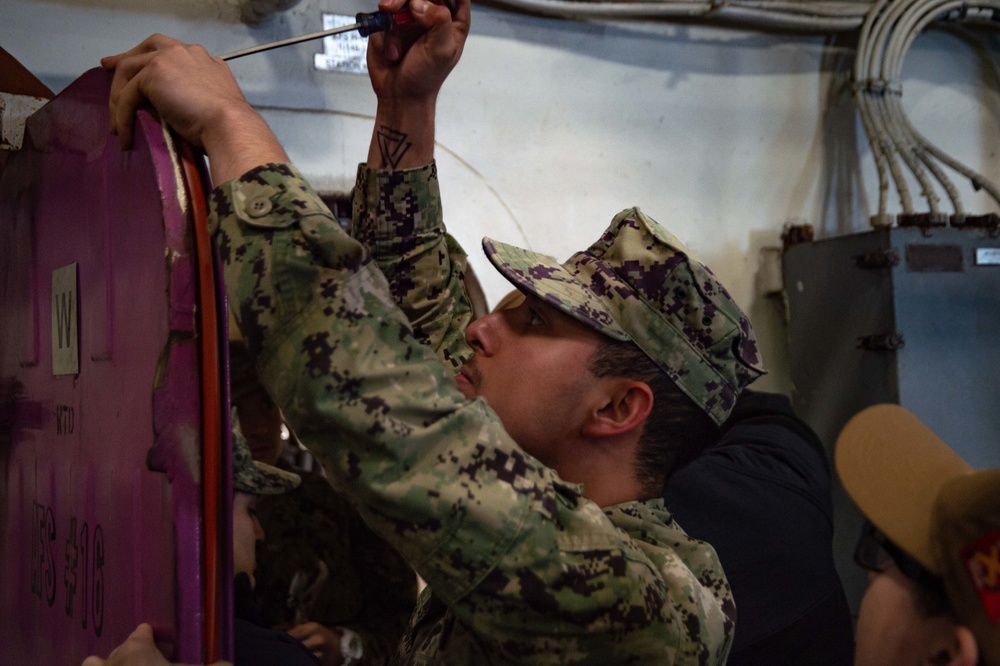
[528,309,544,326]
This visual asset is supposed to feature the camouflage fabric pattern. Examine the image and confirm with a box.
[231,409,301,495]
[484,210,766,425]
[254,458,417,664]
[209,162,734,664]
[349,163,474,373]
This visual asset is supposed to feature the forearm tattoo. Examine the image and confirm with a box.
[377,125,412,170]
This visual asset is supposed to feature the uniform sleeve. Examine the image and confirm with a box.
[348,162,474,371]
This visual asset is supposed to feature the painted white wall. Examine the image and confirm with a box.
[3,0,998,400]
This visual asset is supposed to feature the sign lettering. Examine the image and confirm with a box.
[29,502,106,636]
[31,501,57,607]
[51,264,79,376]
[55,405,75,435]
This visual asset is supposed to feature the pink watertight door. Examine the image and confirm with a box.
[0,68,229,663]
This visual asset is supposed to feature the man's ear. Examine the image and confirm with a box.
[581,379,653,439]
[926,624,979,666]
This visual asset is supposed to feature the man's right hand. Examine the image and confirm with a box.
[364,0,471,169]
[367,0,470,105]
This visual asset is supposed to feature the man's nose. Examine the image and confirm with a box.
[465,311,503,356]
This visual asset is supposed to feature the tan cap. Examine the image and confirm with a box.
[835,404,1000,664]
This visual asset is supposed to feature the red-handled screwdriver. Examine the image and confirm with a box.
[220,9,414,61]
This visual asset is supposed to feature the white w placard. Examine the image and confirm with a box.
[51,262,78,376]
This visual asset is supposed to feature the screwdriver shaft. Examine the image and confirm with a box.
[220,22,360,61]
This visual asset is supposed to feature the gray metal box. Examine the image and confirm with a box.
[783,226,1000,611]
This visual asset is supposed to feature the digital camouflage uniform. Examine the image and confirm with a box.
[209,161,764,664]
[253,457,417,664]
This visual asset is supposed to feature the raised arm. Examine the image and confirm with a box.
[351,0,475,366]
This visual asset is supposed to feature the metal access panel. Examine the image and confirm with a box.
[0,69,231,663]
[783,225,1000,611]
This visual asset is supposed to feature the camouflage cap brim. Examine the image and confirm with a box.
[483,238,630,341]
[235,456,301,495]
[231,409,301,495]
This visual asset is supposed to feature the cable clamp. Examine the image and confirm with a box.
[856,78,902,96]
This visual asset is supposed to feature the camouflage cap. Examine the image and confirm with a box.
[232,409,301,495]
[483,207,766,424]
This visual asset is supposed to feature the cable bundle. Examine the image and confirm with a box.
[479,0,872,31]
[854,0,1000,227]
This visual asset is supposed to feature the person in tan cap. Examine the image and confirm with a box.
[836,404,1000,666]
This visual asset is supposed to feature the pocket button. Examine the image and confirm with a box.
[247,197,273,218]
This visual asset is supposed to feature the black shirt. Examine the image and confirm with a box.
[663,390,855,665]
